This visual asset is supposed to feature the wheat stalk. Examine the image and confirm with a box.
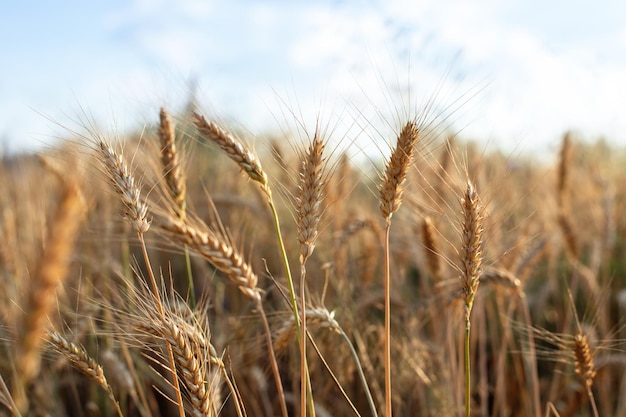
[459,181,484,417]
[190,115,297,417]
[159,318,223,417]
[96,139,186,417]
[274,308,340,352]
[297,132,325,264]
[296,131,326,417]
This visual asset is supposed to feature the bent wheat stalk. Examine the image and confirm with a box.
[97,140,186,417]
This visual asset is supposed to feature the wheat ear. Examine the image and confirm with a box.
[459,181,484,417]
[379,122,418,221]
[48,332,123,417]
[296,132,326,417]
[158,108,195,308]
[13,181,84,412]
[378,121,419,417]
[98,141,150,233]
[158,318,227,417]
[159,107,187,218]
[192,112,268,189]
[421,216,443,283]
[157,217,260,301]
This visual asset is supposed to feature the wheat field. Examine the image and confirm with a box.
[0,102,625,417]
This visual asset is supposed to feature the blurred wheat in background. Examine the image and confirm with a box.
[0,95,625,417]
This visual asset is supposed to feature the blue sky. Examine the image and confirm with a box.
[2,0,626,157]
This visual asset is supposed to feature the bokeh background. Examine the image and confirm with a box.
[2,0,625,156]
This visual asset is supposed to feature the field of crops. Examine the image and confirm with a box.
[1,102,625,417]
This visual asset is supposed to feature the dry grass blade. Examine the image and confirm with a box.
[192,112,268,189]
[379,121,419,221]
[159,107,187,217]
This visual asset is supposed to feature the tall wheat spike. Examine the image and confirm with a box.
[96,139,186,417]
[379,121,419,417]
[296,131,326,417]
[459,181,484,417]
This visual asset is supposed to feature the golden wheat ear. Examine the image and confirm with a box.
[192,112,268,188]
[379,121,419,221]
[48,331,124,417]
[460,181,484,311]
[97,140,150,234]
[297,131,326,264]
[158,107,187,218]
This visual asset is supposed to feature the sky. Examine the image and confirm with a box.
[1,0,626,158]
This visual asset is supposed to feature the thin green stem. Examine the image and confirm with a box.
[383,221,392,417]
[266,191,300,334]
[265,189,315,417]
[301,263,308,417]
[464,307,471,417]
[137,233,185,417]
[337,328,378,417]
